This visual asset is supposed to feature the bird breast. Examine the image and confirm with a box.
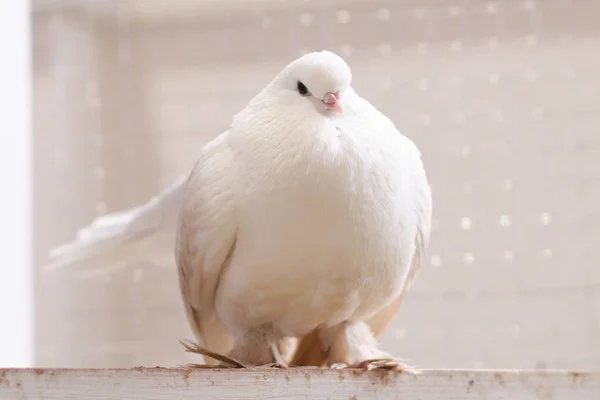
[217,119,419,334]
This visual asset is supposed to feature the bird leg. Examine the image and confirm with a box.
[323,321,419,373]
[269,342,290,368]
[277,336,298,366]
[227,328,290,368]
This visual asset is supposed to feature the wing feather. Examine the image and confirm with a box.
[176,132,238,363]
[367,144,432,337]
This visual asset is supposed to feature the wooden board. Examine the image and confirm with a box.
[1,368,598,399]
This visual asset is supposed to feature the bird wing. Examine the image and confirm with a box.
[176,132,238,364]
[366,142,432,337]
[43,175,188,272]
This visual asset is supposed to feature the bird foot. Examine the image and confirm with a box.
[179,339,247,368]
[331,358,420,373]
[255,363,288,369]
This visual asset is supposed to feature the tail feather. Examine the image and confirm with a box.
[182,304,234,366]
[43,175,188,272]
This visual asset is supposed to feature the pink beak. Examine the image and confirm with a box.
[323,92,344,113]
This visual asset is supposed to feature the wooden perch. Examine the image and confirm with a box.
[0,367,598,399]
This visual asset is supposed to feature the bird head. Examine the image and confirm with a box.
[270,50,352,115]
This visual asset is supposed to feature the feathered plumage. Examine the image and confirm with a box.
[44,175,188,272]
[44,51,432,371]
[175,50,432,369]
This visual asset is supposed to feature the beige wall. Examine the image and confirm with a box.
[33,0,600,369]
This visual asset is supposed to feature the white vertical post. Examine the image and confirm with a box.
[0,0,34,367]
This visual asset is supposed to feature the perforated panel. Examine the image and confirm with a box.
[33,0,600,369]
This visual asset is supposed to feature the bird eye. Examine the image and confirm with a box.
[297,81,310,96]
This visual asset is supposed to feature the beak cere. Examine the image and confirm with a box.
[323,92,344,113]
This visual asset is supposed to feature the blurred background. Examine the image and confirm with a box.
[13,0,600,369]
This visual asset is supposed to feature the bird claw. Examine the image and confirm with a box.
[331,358,420,373]
[255,363,288,369]
[330,363,349,370]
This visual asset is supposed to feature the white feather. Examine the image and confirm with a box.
[43,175,188,272]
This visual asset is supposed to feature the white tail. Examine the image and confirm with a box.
[43,175,188,272]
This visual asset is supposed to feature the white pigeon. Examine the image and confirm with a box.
[176,50,432,370]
